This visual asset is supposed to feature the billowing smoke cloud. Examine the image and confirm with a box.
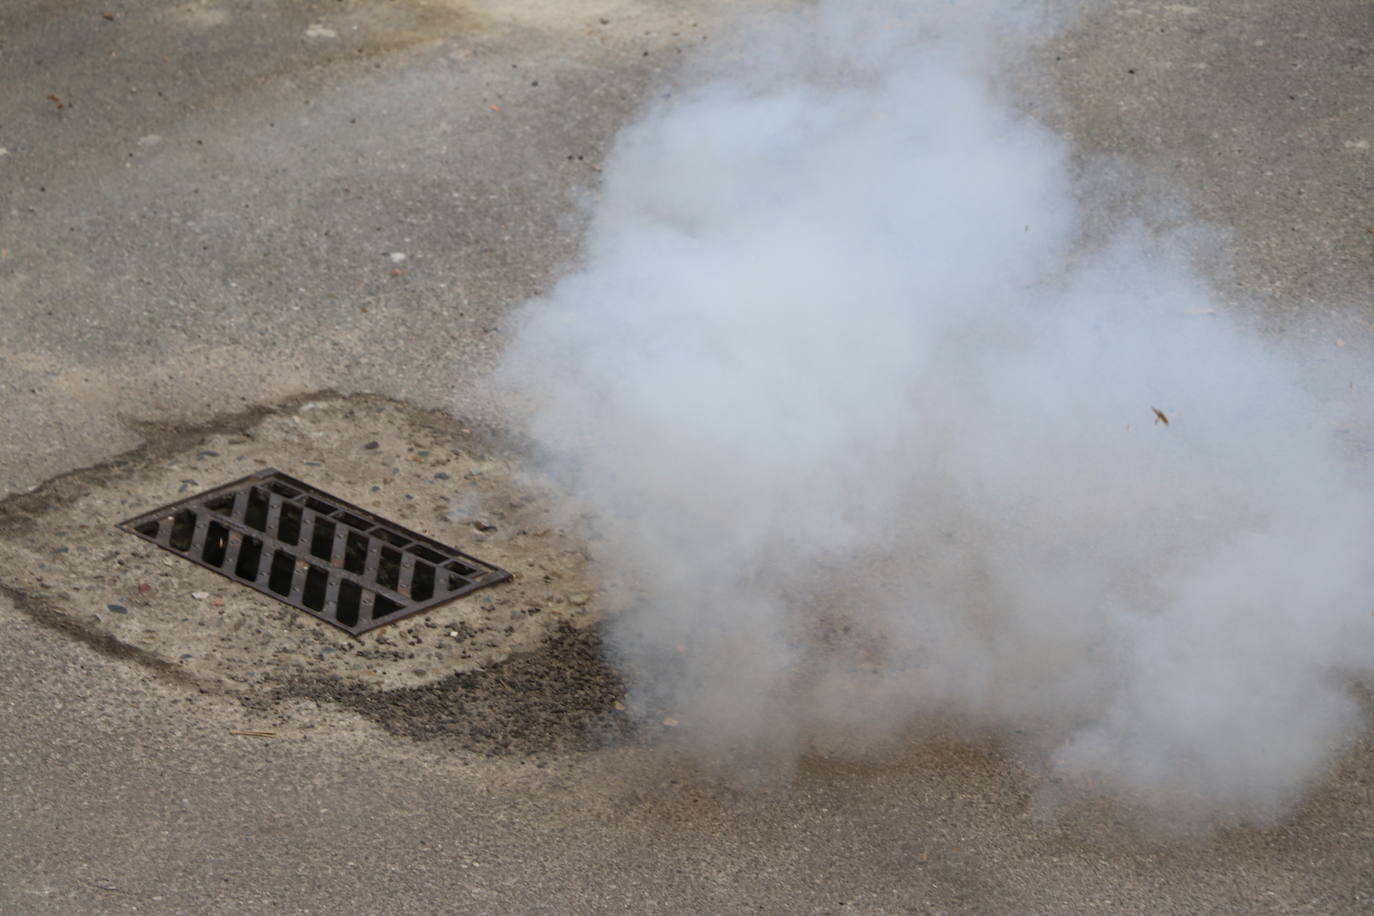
[497,0,1374,823]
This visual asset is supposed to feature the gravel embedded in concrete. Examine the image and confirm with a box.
[0,395,618,708]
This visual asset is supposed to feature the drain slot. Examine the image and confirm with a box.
[118,468,511,635]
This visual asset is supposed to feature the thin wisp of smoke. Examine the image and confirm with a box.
[497,0,1374,824]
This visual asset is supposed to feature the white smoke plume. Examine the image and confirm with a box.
[497,0,1374,824]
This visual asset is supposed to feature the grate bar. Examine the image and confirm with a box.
[223,530,245,576]
[231,488,249,525]
[253,541,272,588]
[225,518,436,609]
[323,570,344,618]
[118,468,511,636]
[288,558,308,603]
[297,511,318,569]
[265,492,284,538]
[363,538,382,582]
[189,513,212,557]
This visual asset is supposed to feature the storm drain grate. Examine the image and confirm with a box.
[117,468,512,636]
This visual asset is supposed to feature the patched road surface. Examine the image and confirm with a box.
[2,1,1373,913]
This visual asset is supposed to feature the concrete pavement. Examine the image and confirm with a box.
[2,1,1372,912]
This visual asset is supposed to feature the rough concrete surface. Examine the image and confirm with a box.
[0,394,605,693]
[2,0,1373,913]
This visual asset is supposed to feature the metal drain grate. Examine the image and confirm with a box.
[117,468,511,636]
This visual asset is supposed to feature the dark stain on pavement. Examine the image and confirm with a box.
[263,622,638,756]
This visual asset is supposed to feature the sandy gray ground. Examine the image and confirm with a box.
[2,0,1373,912]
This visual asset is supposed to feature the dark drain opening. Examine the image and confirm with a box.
[169,509,196,551]
[374,529,409,547]
[244,487,270,531]
[373,595,402,619]
[268,550,295,595]
[118,468,511,635]
[337,579,362,627]
[302,566,329,610]
[278,502,303,545]
[203,521,229,565]
[377,547,402,590]
[412,545,446,565]
[343,531,368,574]
[310,519,336,560]
[412,563,435,601]
[338,512,371,530]
[235,535,263,580]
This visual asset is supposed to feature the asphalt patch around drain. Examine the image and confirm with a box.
[0,393,641,755]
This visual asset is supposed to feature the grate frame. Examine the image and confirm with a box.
[117,468,512,636]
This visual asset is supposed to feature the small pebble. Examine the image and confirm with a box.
[107,604,128,614]
[192,591,210,600]
[363,441,379,450]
